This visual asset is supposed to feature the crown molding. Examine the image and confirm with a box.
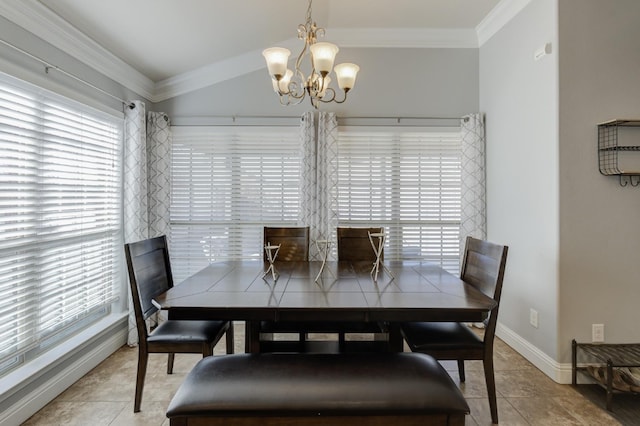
[476,0,533,46]
[0,0,155,101]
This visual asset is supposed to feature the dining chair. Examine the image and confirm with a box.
[263,226,310,262]
[125,235,234,412]
[400,236,508,424]
[336,226,384,262]
[333,227,388,347]
[259,227,310,345]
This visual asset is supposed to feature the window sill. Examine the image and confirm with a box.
[0,312,127,406]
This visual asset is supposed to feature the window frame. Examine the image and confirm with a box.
[335,125,463,273]
[0,71,124,377]
[169,125,302,282]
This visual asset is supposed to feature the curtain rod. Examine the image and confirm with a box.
[338,116,462,128]
[341,116,461,120]
[171,115,463,127]
[0,38,134,109]
[171,114,462,120]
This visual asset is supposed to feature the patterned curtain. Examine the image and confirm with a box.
[297,112,339,260]
[298,112,318,256]
[460,113,487,251]
[123,103,173,345]
[147,112,172,238]
[124,101,148,246]
[315,112,339,260]
[123,101,147,346]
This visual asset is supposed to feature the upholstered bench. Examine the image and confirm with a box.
[166,352,469,426]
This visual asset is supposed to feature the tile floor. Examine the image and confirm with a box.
[22,324,621,426]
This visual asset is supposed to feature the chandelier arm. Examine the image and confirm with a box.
[332,89,350,104]
[278,92,305,106]
[287,78,306,100]
[287,90,306,101]
[317,87,337,104]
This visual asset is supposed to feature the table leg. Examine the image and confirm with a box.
[245,321,261,353]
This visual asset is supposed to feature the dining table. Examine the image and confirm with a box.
[155,259,497,353]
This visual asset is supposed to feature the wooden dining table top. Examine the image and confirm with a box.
[156,260,497,324]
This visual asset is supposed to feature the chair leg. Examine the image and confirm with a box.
[134,348,148,413]
[226,321,234,354]
[483,355,498,424]
[457,359,466,382]
[204,341,214,357]
[167,353,175,374]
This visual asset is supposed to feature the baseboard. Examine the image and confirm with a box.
[496,322,572,384]
[0,317,128,426]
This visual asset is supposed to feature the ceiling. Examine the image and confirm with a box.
[36,0,502,83]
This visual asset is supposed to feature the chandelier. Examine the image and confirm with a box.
[262,0,359,109]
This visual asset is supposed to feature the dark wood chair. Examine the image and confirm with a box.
[259,227,310,345]
[125,235,234,412]
[336,226,383,262]
[334,227,387,347]
[400,236,508,424]
[263,226,310,262]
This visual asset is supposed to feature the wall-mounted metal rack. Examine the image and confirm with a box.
[598,119,640,186]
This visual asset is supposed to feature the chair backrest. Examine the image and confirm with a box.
[263,227,310,261]
[336,227,384,261]
[460,236,508,343]
[124,236,174,341]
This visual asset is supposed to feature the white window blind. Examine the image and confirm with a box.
[0,73,122,375]
[336,127,462,273]
[170,127,300,282]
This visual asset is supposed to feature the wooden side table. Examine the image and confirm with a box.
[572,339,640,411]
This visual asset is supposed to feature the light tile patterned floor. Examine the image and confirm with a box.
[22,324,621,426]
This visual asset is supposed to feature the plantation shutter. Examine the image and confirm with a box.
[0,73,122,371]
[169,126,300,282]
[336,127,462,272]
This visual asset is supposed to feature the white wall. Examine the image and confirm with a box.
[481,0,640,380]
[0,15,145,113]
[480,0,560,369]
[154,48,480,118]
[557,0,640,361]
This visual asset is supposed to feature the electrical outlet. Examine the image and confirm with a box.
[529,308,538,328]
[592,324,605,343]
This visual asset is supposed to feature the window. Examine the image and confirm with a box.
[170,126,301,282]
[336,127,462,272]
[0,73,123,376]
